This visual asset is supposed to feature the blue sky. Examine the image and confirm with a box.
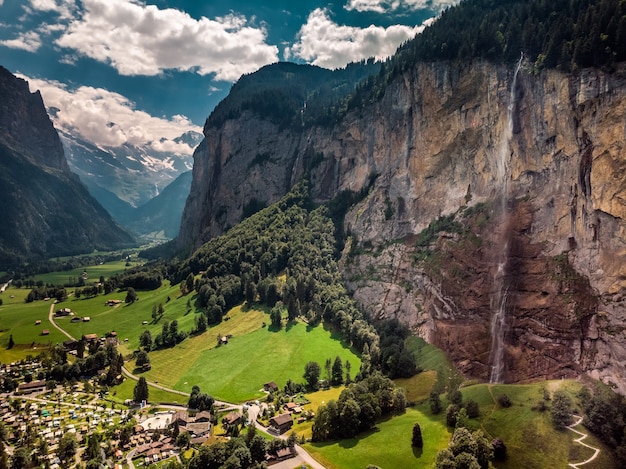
[0,0,456,156]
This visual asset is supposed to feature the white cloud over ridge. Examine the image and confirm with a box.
[345,0,458,13]
[285,8,426,69]
[21,74,202,155]
[45,0,278,81]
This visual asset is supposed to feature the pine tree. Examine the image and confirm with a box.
[134,377,149,403]
[412,422,423,448]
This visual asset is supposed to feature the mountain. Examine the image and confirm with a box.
[59,128,200,210]
[177,0,626,393]
[125,171,192,239]
[0,66,136,269]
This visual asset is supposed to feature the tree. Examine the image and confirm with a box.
[339,398,361,438]
[134,376,149,403]
[446,404,460,428]
[85,433,102,463]
[412,422,423,448]
[303,361,321,389]
[9,447,30,469]
[466,399,480,418]
[551,390,573,430]
[136,350,150,368]
[447,388,463,406]
[58,432,77,464]
[176,431,191,449]
[430,390,443,414]
[195,313,208,333]
[125,287,137,304]
[7,335,14,350]
[331,356,344,386]
[139,329,153,351]
[270,302,283,328]
[0,440,8,469]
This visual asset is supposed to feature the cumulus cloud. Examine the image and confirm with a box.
[50,0,278,81]
[345,0,458,13]
[20,75,202,155]
[0,31,42,52]
[28,0,77,20]
[285,8,425,69]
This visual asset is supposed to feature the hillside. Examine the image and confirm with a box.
[0,66,135,268]
[176,0,626,394]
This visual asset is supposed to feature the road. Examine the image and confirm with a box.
[48,302,75,341]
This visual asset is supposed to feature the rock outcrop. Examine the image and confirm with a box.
[178,60,626,393]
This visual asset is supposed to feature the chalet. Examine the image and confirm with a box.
[16,380,46,394]
[222,411,242,426]
[35,320,41,325]
[41,330,49,336]
[194,411,212,423]
[106,299,122,306]
[276,447,296,461]
[263,381,279,393]
[284,402,297,412]
[55,308,71,317]
[83,334,98,342]
[82,317,90,322]
[63,339,78,351]
[171,410,189,426]
[269,413,293,434]
[70,317,80,323]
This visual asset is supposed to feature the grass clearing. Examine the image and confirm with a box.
[32,260,132,285]
[108,377,186,405]
[395,370,437,404]
[305,404,450,469]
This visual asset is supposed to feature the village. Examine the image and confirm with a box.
[0,357,316,468]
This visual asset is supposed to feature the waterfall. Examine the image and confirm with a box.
[488,54,523,384]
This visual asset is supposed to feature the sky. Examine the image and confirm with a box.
[0,0,458,157]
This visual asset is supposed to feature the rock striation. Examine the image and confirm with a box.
[178,60,626,393]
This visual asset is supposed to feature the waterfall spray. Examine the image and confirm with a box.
[488,53,523,384]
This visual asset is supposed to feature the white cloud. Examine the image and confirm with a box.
[0,31,42,52]
[28,0,77,20]
[285,8,426,69]
[345,0,458,13]
[52,0,278,81]
[20,75,202,155]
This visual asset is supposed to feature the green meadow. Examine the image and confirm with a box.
[305,404,450,469]
[32,260,131,286]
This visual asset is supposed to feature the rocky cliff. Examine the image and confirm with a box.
[0,66,135,267]
[178,60,626,392]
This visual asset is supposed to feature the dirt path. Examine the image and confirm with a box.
[567,415,601,468]
[48,302,75,341]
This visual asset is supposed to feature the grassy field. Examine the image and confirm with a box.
[32,260,131,286]
[395,370,438,404]
[305,404,450,469]
[139,313,361,402]
[107,376,187,405]
[460,381,617,469]
[0,287,67,360]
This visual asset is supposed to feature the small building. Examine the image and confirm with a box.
[83,334,98,342]
[222,411,242,427]
[263,381,278,393]
[82,317,90,322]
[41,330,50,335]
[194,411,212,423]
[70,317,80,323]
[55,308,71,317]
[269,413,293,434]
[16,380,46,394]
[35,320,41,325]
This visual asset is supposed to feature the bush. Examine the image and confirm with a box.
[497,394,512,408]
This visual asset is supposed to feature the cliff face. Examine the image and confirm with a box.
[179,61,626,392]
[0,66,135,267]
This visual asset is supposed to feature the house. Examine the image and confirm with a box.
[222,411,242,426]
[269,413,293,434]
[55,308,71,317]
[264,381,278,393]
[70,317,80,323]
[284,402,297,412]
[276,447,296,461]
[63,339,78,351]
[82,317,90,322]
[83,334,98,342]
[106,299,122,306]
[16,380,46,394]
[35,320,41,325]
[194,411,212,423]
[171,410,189,427]
[41,330,49,335]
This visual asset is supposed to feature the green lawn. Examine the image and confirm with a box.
[305,405,450,469]
[108,376,186,405]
